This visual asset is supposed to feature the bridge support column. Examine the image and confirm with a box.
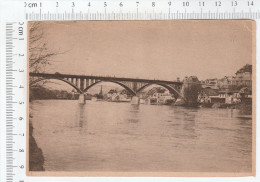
[131,96,140,105]
[174,98,186,106]
[78,94,85,104]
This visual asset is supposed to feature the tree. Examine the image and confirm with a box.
[236,64,252,74]
[29,22,57,73]
[182,76,202,107]
[29,22,63,88]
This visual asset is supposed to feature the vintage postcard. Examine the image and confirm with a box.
[27,20,255,176]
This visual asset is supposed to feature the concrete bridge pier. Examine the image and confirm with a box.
[78,94,85,104]
[131,96,140,105]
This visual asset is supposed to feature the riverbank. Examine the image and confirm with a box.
[29,116,45,171]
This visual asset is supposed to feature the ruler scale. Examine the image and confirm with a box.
[6,22,14,182]
[2,21,27,182]
[20,0,260,21]
[26,11,260,20]
[0,0,260,182]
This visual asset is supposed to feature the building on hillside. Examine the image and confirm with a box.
[218,90,241,104]
[198,88,242,104]
[235,64,252,88]
[106,89,117,98]
[217,76,237,89]
[198,88,219,103]
[217,64,252,90]
[149,90,175,105]
[201,78,219,89]
[201,64,252,91]
[198,64,252,105]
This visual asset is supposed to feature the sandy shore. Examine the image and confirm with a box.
[29,118,45,171]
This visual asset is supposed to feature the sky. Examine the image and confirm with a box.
[30,20,254,91]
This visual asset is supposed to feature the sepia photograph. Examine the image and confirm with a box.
[27,20,255,176]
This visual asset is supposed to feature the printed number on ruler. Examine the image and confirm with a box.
[5,21,27,182]
[22,0,260,20]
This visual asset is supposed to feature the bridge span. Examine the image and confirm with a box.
[29,72,184,104]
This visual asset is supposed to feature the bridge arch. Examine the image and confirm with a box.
[30,77,83,94]
[83,80,136,96]
[136,83,183,99]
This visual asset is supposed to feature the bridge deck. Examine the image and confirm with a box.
[29,73,183,85]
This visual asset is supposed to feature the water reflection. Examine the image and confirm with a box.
[80,105,86,129]
[128,105,140,123]
[31,100,252,172]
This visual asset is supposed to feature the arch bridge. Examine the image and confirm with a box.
[30,72,184,104]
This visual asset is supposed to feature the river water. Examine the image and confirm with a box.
[30,100,252,172]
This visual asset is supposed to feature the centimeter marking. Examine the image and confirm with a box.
[23,0,260,20]
[5,21,26,182]
[26,10,260,20]
[6,22,15,182]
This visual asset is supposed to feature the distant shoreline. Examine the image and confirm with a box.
[29,118,45,171]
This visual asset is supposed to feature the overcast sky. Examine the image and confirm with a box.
[36,20,254,81]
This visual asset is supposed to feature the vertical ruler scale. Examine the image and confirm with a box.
[4,22,27,182]
[6,22,15,182]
